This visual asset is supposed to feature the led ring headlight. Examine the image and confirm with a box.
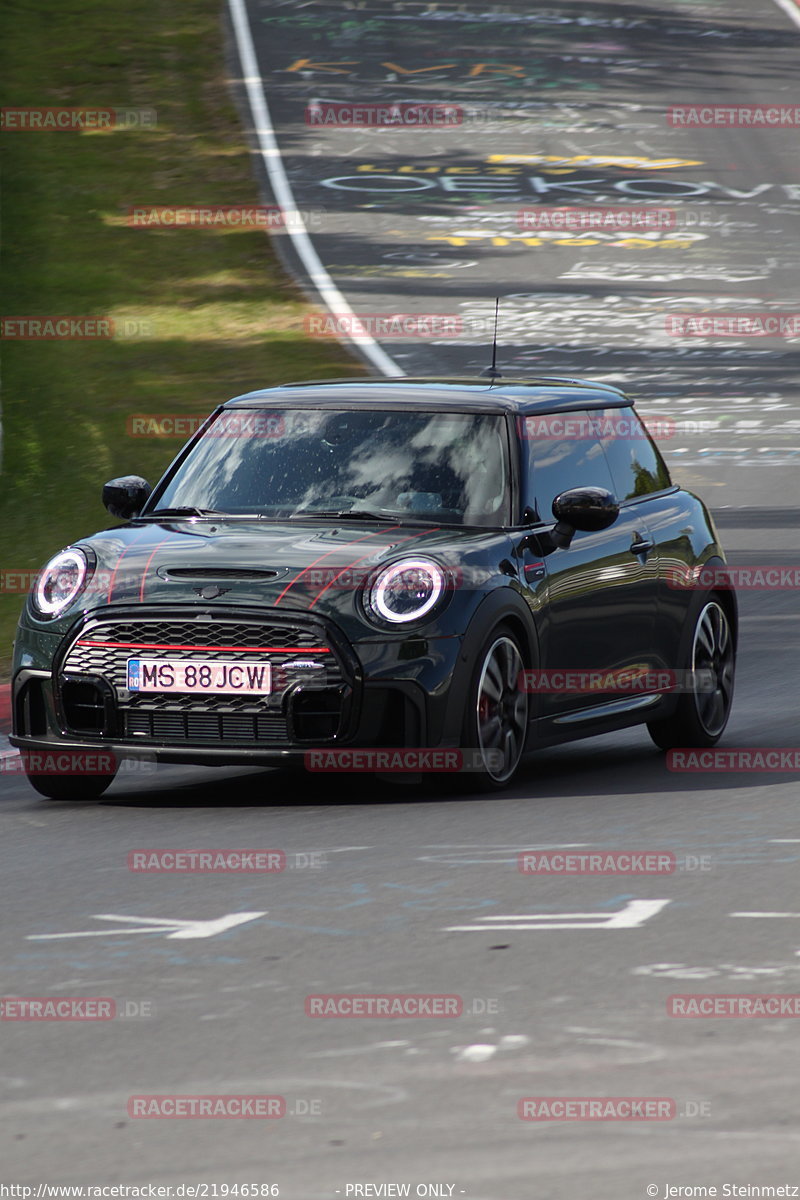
[32,548,91,618]
[367,557,446,625]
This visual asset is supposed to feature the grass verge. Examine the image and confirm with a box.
[0,0,364,677]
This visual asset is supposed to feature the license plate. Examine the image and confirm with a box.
[127,658,271,695]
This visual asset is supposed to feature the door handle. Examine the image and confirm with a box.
[629,536,655,556]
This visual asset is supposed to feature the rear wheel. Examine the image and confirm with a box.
[648,598,735,751]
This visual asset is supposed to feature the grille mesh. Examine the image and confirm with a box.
[61,613,345,745]
[124,710,288,743]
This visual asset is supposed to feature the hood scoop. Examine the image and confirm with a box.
[157,567,281,581]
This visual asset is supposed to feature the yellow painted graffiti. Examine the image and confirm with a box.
[353,159,702,175]
[356,164,522,174]
[425,234,701,248]
[488,154,703,170]
[325,265,458,277]
[288,59,537,78]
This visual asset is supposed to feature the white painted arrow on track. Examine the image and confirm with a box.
[443,898,671,932]
[731,912,800,919]
[27,912,267,941]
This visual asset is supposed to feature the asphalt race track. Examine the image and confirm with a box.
[242,0,800,506]
[2,0,800,1195]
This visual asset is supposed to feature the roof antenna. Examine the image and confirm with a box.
[480,297,502,381]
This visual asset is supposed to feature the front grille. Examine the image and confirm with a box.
[59,611,350,746]
[124,710,288,743]
[66,618,323,667]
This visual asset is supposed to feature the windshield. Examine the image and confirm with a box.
[152,407,510,526]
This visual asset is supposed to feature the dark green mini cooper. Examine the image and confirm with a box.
[10,377,736,798]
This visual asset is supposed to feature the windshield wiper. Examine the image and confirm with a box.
[136,508,276,522]
[288,509,402,522]
[135,506,225,520]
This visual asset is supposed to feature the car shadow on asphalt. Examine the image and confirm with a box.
[89,735,799,808]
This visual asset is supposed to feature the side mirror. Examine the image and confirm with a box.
[550,486,619,549]
[102,475,152,520]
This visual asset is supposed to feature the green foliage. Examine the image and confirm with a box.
[0,0,364,673]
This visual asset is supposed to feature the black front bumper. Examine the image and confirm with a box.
[11,604,440,767]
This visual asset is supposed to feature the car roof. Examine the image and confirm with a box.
[222,376,631,415]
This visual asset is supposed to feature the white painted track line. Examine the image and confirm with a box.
[770,0,800,28]
[226,0,405,378]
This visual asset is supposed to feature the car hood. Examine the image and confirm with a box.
[68,517,506,637]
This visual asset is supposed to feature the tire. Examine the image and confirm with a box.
[647,597,735,751]
[458,625,530,791]
[23,769,118,801]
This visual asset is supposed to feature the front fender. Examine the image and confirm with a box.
[436,585,540,747]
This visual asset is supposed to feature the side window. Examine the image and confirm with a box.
[594,406,672,500]
[523,411,615,522]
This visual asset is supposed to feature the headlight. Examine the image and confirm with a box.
[366,558,446,625]
[32,548,91,618]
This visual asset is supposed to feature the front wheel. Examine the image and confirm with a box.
[24,768,118,801]
[460,627,529,790]
[648,597,735,751]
